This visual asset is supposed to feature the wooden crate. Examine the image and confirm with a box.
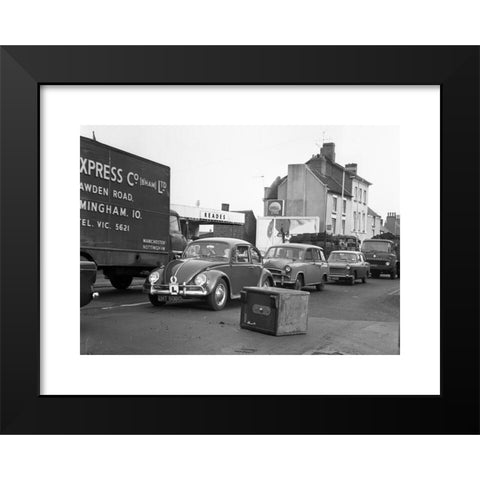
[240,286,309,336]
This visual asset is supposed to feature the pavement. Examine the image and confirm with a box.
[81,275,400,355]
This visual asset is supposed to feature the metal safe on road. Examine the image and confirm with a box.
[240,287,309,336]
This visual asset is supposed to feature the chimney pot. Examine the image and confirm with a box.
[345,163,358,175]
[320,142,336,163]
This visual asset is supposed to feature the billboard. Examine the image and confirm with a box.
[266,199,284,216]
[256,216,320,254]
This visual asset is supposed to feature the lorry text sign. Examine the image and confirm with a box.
[80,137,170,265]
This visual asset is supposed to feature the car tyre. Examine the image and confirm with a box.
[262,278,272,288]
[362,273,367,284]
[207,279,228,311]
[316,276,326,291]
[349,272,356,285]
[149,294,166,307]
[294,275,304,290]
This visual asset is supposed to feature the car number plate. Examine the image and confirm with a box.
[168,296,182,303]
[169,284,180,295]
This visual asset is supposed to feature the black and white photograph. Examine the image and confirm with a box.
[80,125,400,355]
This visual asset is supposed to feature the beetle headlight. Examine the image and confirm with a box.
[345,265,351,270]
[194,273,207,286]
[285,265,292,273]
[149,271,160,284]
[385,261,390,266]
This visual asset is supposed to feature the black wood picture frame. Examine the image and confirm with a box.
[0,46,478,434]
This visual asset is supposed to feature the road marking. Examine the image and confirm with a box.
[388,288,400,296]
[101,302,150,310]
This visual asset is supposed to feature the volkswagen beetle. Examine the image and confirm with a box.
[263,243,329,290]
[144,237,274,310]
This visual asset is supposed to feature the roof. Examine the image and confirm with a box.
[367,207,381,217]
[171,204,245,225]
[191,237,252,246]
[363,238,393,243]
[267,243,323,250]
[308,166,353,197]
[329,250,361,254]
[350,173,372,186]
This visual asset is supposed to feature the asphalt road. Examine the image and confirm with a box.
[81,275,400,355]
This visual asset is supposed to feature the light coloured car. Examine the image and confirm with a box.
[328,250,370,285]
[263,243,329,290]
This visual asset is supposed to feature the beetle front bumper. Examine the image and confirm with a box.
[145,284,208,297]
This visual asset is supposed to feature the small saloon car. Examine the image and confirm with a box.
[263,243,329,290]
[144,238,274,311]
[327,250,370,285]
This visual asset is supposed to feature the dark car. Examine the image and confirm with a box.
[144,237,274,310]
[80,260,98,307]
[263,243,329,290]
[327,250,370,285]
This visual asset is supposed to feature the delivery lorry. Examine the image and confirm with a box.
[361,236,400,279]
[80,136,186,290]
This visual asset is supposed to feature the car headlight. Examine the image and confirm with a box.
[285,265,292,273]
[385,261,390,266]
[194,273,207,286]
[345,265,351,270]
[149,271,160,284]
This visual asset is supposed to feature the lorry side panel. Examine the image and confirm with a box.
[80,137,170,269]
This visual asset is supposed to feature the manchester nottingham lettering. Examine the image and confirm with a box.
[80,200,128,217]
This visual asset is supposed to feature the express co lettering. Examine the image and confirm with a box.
[80,157,166,192]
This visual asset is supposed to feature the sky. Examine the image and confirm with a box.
[80,125,400,220]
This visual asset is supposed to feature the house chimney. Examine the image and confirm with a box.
[320,142,336,163]
[345,163,358,175]
[221,203,229,211]
[307,153,326,176]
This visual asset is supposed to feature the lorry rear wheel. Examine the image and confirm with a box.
[109,275,133,290]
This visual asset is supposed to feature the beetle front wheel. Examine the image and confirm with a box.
[206,279,228,311]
